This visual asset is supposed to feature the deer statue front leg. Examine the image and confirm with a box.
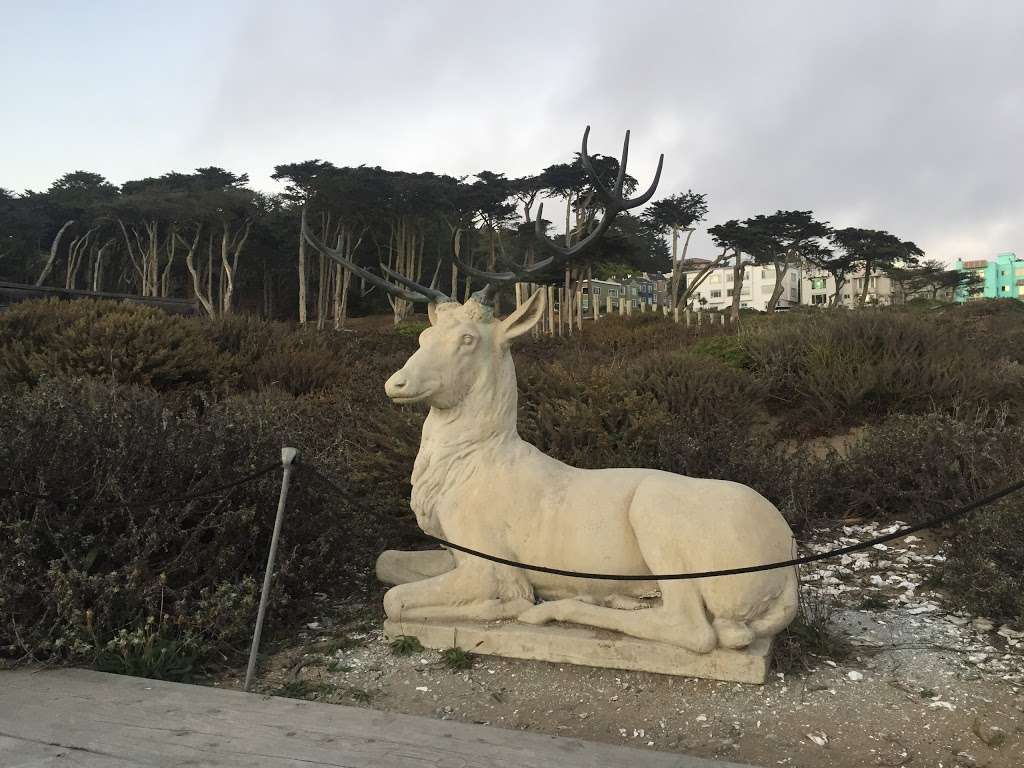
[383,555,534,623]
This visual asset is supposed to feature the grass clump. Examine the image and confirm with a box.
[440,647,474,670]
[388,635,424,656]
[771,592,852,674]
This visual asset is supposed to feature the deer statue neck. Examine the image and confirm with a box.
[410,343,521,534]
[421,346,519,447]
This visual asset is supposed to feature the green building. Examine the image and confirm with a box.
[956,252,1022,302]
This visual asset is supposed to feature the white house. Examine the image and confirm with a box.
[682,264,802,312]
[800,268,900,307]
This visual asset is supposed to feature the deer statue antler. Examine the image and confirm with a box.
[456,125,664,304]
[301,220,454,304]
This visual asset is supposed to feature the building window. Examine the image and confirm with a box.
[727,289,734,297]
[710,289,722,298]
[812,294,827,305]
[811,277,826,290]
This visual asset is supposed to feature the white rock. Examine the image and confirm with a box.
[806,731,829,747]
[847,670,864,681]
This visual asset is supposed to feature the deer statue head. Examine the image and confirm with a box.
[301,126,663,416]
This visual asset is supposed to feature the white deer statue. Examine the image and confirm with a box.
[303,128,797,655]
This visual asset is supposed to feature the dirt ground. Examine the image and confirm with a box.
[215,524,1024,768]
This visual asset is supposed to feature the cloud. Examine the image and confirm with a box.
[4,0,1021,264]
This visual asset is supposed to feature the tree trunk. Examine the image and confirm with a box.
[730,255,745,323]
[858,260,873,306]
[36,219,75,286]
[160,225,177,297]
[830,275,846,306]
[220,219,251,316]
[180,226,216,318]
[667,225,680,310]
[766,261,790,313]
[681,247,726,308]
[92,239,112,292]
[297,207,310,324]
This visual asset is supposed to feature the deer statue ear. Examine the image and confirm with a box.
[496,288,546,345]
[427,301,440,326]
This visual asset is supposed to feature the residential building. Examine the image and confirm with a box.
[580,274,666,313]
[621,275,658,309]
[800,267,901,307]
[954,252,1023,302]
[580,278,623,312]
[683,263,801,312]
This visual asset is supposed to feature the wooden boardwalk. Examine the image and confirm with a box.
[0,669,754,767]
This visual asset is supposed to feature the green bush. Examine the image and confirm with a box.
[689,334,753,370]
[0,299,228,392]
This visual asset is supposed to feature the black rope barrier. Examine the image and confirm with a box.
[0,461,280,510]
[302,463,1024,581]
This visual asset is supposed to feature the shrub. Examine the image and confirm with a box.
[934,498,1024,624]
[689,334,753,370]
[745,312,1022,434]
[203,315,345,396]
[811,410,1024,524]
[0,378,416,669]
[0,299,228,392]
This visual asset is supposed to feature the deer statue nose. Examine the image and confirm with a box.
[384,371,409,398]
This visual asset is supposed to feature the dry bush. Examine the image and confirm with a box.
[813,410,1024,524]
[0,378,418,669]
[745,311,1022,435]
[5,300,1024,672]
[934,498,1024,624]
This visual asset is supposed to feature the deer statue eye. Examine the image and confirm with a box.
[461,334,474,346]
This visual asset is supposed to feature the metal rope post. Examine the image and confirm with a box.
[244,447,298,692]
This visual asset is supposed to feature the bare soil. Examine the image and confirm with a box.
[215,526,1024,768]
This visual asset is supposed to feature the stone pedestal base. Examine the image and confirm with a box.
[383,619,772,684]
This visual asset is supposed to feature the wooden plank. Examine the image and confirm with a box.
[0,735,143,767]
[0,669,754,768]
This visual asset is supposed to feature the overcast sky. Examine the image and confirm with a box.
[2,0,1021,263]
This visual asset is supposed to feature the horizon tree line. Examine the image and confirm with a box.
[1,153,972,326]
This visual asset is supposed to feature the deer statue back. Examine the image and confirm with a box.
[303,128,798,654]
